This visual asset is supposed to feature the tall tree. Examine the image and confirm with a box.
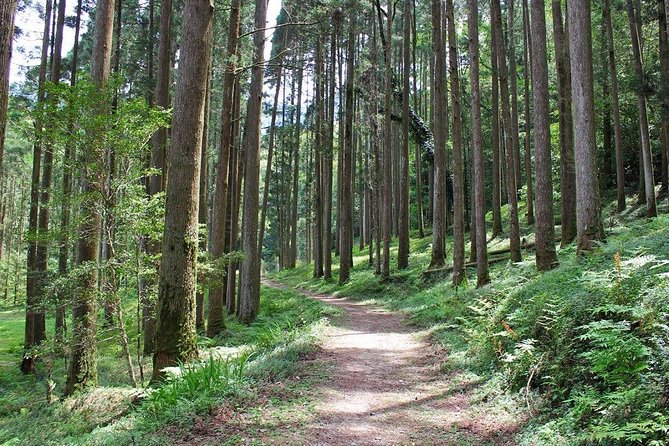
[603,0,625,212]
[22,0,52,374]
[398,0,410,270]
[551,0,576,244]
[625,0,656,217]
[492,0,521,263]
[521,0,534,226]
[531,0,558,271]
[238,0,269,324]
[381,0,392,278]
[0,0,18,183]
[429,0,447,269]
[446,0,464,285]
[567,0,604,252]
[207,0,241,337]
[65,0,116,393]
[339,13,355,283]
[469,0,489,286]
[151,0,213,381]
[144,0,172,354]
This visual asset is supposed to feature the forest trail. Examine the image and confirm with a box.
[182,281,521,445]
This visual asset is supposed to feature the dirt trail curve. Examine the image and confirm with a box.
[180,281,521,445]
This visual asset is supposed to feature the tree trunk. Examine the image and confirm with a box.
[492,0,521,263]
[65,0,117,393]
[429,0,446,269]
[238,0,269,324]
[603,0,626,212]
[289,66,303,268]
[22,0,52,375]
[522,0,534,226]
[398,0,410,270]
[469,0,489,286]
[551,0,577,244]
[567,0,605,252]
[0,0,18,195]
[381,0,393,278]
[144,0,172,354]
[626,0,656,217]
[151,0,213,381]
[339,15,355,283]
[491,16,503,238]
[447,0,464,285]
[531,0,558,271]
[659,0,669,196]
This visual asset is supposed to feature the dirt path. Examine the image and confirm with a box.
[181,282,522,445]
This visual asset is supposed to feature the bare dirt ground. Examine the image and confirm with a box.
[178,282,523,445]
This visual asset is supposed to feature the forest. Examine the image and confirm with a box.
[1,0,669,443]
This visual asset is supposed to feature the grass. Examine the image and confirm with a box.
[0,285,340,446]
[270,196,669,445]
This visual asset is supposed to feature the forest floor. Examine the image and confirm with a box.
[178,280,522,446]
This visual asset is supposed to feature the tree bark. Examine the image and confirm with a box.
[522,0,534,226]
[567,0,605,252]
[626,0,656,217]
[151,0,213,381]
[447,0,464,285]
[339,15,355,283]
[398,0,410,270]
[551,0,576,244]
[469,0,489,286]
[65,0,116,393]
[492,0,521,263]
[144,0,172,354]
[531,0,558,271]
[238,0,269,324]
[429,0,446,269]
[22,0,52,374]
[0,0,18,195]
[381,0,393,278]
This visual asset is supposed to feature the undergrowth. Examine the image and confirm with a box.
[0,285,339,446]
[271,206,669,445]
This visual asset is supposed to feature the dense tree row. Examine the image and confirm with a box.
[1,0,668,391]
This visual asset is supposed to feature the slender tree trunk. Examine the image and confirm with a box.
[22,0,52,374]
[340,15,355,283]
[397,0,410,269]
[491,19,503,238]
[626,0,656,217]
[659,0,669,196]
[151,0,213,381]
[567,0,605,252]
[195,65,211,334]
[144,0,172,354]
[508,0,522,206]
[429,0,446,269]
[492,0,521,263]
[381,0,393,278]
[259,63,283,260]
[238,0,269,324]
[313,37,324,278]
[603,0,626,212]
[522,0,534,226]
[65,0,116,393]
[552,0,577,244]
[325,19,339,279]
[289,66,303,268]
[0,0,18,190]
[531,0,558,271]
[469,0,489,286]
[446,0,464,285]
[226,79,242,315]
[207,0,241,336]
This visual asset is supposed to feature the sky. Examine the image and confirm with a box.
[10,0,283,85]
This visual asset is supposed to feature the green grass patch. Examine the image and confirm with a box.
[0,285,338,445]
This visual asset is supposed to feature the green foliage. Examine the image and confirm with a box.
[272,209,669,446]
